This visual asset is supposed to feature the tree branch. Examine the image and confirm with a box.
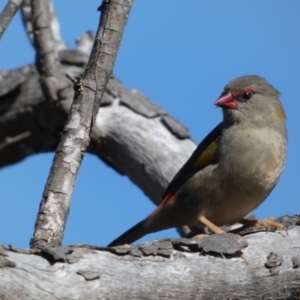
[0,0,24,40]
[31,0,65,101]
[0,60,194,207]
[30,0,134,249]
[1,217,300,299]
[21,0,66,50]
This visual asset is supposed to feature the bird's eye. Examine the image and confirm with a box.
[239,91,253,102]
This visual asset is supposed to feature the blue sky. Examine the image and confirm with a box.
[1,1,300,248]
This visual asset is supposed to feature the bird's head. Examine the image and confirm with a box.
[215,75,286,126]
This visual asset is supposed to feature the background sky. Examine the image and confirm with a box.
[1,1,300,248]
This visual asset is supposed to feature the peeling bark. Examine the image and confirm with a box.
[1,217,300,299]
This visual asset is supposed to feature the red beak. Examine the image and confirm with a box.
[214,93,237,109]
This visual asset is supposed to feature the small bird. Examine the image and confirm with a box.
[108,75,287,247]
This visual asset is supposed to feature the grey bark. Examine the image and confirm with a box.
[31,0,64,102]
[0,218,300,299]
[0,0,24,40]
[21,0,67,51]
[0,51,196,208]
[30,0,134,249]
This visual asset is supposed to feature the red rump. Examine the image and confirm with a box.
[160,191,177,206]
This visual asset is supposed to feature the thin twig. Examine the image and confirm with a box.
[0,131,31,151]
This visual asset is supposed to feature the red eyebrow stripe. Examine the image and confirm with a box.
[244,87,255,92]
[232,87,255,98]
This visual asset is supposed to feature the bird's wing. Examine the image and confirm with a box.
[162,122,223,200]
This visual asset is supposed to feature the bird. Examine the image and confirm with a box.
[108,75,287,247]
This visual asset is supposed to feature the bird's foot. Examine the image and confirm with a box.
[191,233,207,239]
[236,217,286,232]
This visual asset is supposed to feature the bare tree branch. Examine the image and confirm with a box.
[30,0,134,249]
[31,0,66,101]
[1,218,300,299]
[0,61,193,206]
[0,0,24,40]
[92,80,194,204]
[21,0,66,50]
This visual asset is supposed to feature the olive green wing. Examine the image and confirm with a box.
[162,123,222,199]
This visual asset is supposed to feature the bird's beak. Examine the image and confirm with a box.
[214,93,237,109]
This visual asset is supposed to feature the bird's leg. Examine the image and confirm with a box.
[235,217,286,232]
[192,216,224,240]
[198,216,224,234]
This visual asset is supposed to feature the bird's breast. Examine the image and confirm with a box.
[219,125,287,193]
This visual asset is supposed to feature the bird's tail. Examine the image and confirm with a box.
[107,219,153,247]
